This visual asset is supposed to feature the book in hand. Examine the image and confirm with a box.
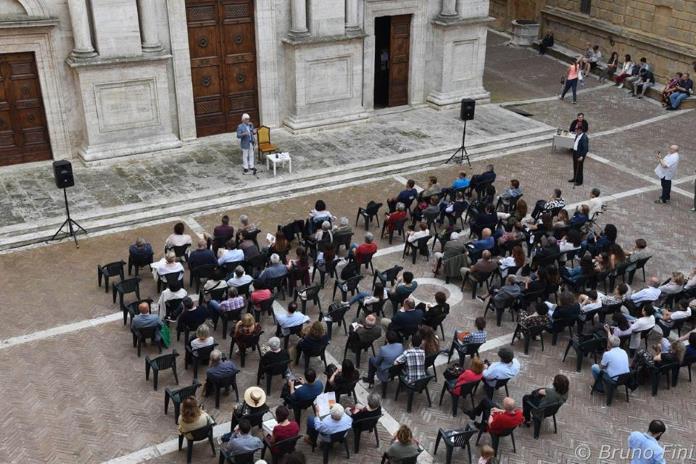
[262,418,278,435]
[313,392,336,418]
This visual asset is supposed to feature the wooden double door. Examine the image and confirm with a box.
[374,14,411,108]
[186,0,259,137]
[0,52,52,167]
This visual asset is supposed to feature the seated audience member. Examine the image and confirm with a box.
[406,221,430,245]
[422,292,449,327]
[177,297,210,334]
[202,269,227,296]
[626,238,651,264]
[333,217,353,237]
[131,301,163,341]
[661,72,683,106]
[586,188,603,218]
[305,404,352,446]
[267,406,300,454]
[569,205,590,228]
[569,113,589,133]
[233,313,262,346]
[432,231,467,273]
[363,330,404,386]
[626,57,650,87]
[656,299,692,337]
[394,333,427,384]
[178,397,212,439]
[522,374,569,425]
[421,176,442,199]
[470,164,496,191]
[519,302,550,335]
[313,221,333,243]
[460,249,498,284]
[586,44,602,71]
[614,54,634,87]
[481,347,521,398]
[349,313,382,347]
[667,72,693,110]
[129,237,154,262]
[276,302,310,336]
[221,418,262,455]
[389,271,418,301]
[686,268,696,291]
[257,253,288,284]
[625,277,661,315]
[451,357,485,396]
[218,241,244,266]
[609,313,633,338]
[325,358,360,393]
[165,222,192,250]
[418,326,440,356]
[295,321,330,364]
[468,228,495,254]
[628,304,656,351]
[455,317,487,345]
[209,287,245,317]
[250,280,273,309]
[658,272,686,295]
[213,215,235,243]
[382,425,420,463]
[470,206,498,237]
[452,171,470,190]
[188,239,217,270]
[232,386,270,428]
[388,180,418,212]
[384,203,408,233]
[268,231,291,258]
[309,199,335,223]
[349,392,382,421]
[382,298,424,334]
[283,368,324,407]
[531,189,566,218]
[601,51,619,83]
[235,214,259,243]
[591,331,629,394]
[190,323,215,350]
[486,276,522,311]
[156,251,185,281]
[205,349,239,396]
[238,235,261,261]
[259,336,290,372]
[464,396,524,434]
[355,232,378,264]
[157,282,187,318]
[227,265,253,288]
[678,331,696,360]
[578,290,602,321]
[547,291,581,323]
[498,179,522,207]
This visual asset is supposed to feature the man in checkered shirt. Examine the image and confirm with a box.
[209,287,245,316]
[394,333,427,384]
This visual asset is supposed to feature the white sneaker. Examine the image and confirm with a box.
[618,83,624,89]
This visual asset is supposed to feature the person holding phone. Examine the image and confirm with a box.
[654,145,680,204]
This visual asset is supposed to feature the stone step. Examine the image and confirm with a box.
[0,125,554,250]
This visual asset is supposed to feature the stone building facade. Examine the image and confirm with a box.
[0,0,491,167]
[490,0,696,82]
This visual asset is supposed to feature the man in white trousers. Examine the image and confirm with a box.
[236,113,257,175]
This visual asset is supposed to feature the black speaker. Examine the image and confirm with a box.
[53,160,74,189]
[460,98,476,121]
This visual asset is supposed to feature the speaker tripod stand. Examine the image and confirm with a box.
[445,119,472,167]
[49,188,87,248]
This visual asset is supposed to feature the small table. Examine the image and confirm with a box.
[552,132,575,152]
[266,152,292,176]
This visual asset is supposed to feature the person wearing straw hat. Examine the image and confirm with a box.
[232,386,270,429]
[237,113,257,175]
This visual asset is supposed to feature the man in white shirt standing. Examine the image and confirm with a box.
[654,145,679,204]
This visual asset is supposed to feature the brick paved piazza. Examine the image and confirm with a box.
[1,32,696,464]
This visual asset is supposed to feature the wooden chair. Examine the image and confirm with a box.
[257,125,278,161]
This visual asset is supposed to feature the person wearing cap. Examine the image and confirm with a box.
[305,403,352,446]
[237,113,257,175]
[481,347,521,398]
[232,386,270,429]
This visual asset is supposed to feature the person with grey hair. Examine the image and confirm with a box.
[591,325,630,394]
[227,265,253,288]
[258,253,288,284]
[349,392,382,421]
[237,113,257,174]
[129,237,154,264]
[354,232,377,265]
[260,336,290,372]
[334,216,353,236]
[384,202,408,235]
[205,349,240,396]
[314,220,333,242]
[190,323,215,350]
[305,403,352,446]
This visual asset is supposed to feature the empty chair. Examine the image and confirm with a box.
[296,283,321,314]
[380,364,404,397]
[165,380,201,423]
[434,425,478,464]
[332,275,363,301]
[562,335,606,372]
[113,277,141,324]
[257,125,278,158]
[146,350,179,391]
[373,265,403,290]
[97,260,125,293]
[476,424,518,455]
[447,337,482,367]
[343,332,377,368]
[511,323,545,355]
[355,201,383,230]
[395,374,435,413]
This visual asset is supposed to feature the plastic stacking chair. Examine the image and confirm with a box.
[165,380,201,423]
[355,201,383,230]
[434,425,478,464]
[97,260,125,293]
[178,419,216,463]
[145,350,179,391]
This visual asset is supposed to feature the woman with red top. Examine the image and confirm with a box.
[250,279,272,309]
[268,405,299,455]
[560,59,581,104]
[452,357,484,396]
[384,202,408,233]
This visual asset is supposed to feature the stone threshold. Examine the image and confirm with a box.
[0,126,555,250]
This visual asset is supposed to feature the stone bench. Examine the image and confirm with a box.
[531,40,696,109]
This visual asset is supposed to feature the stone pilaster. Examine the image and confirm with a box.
[66,0,97,59]
[289,0,310,38]
[138,0,163,53]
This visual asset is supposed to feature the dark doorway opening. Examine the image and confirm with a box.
[373,16,390,108]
